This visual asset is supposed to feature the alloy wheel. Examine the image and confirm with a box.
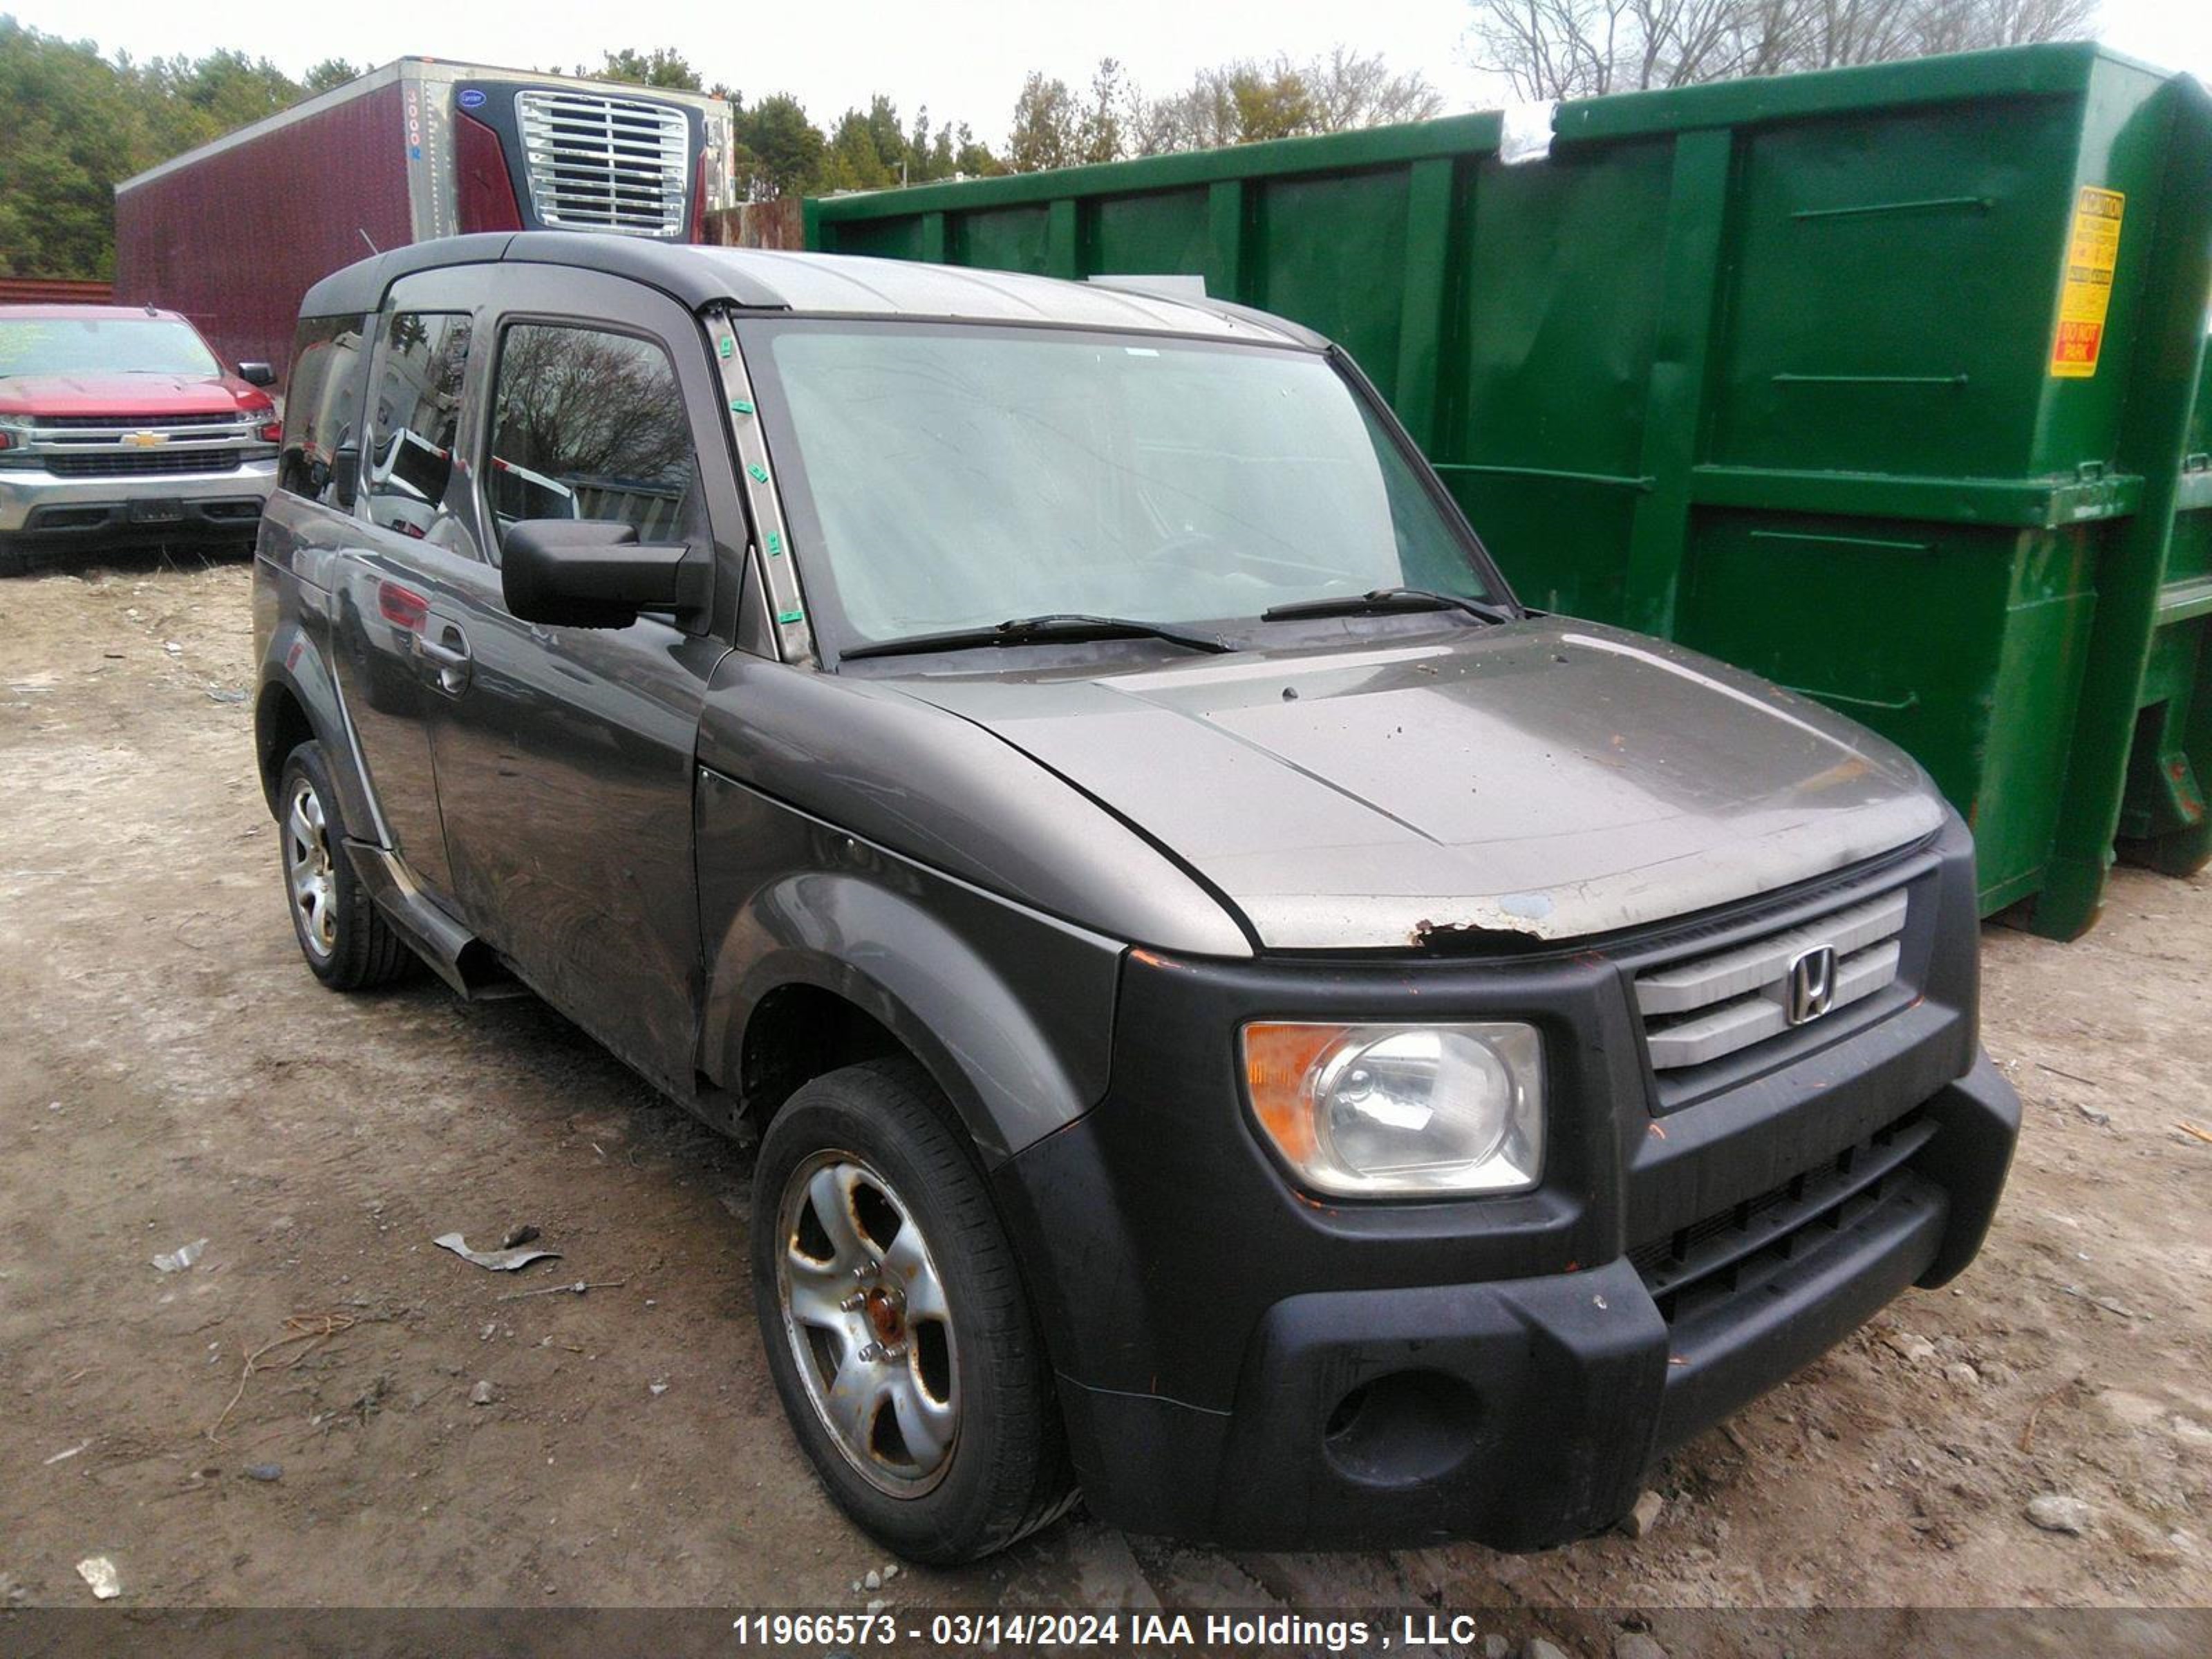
[776,1151,960,1497]
[285,779,337,959]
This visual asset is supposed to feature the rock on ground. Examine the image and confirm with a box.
[1622,1490,1666,1539]
[2027,1494,2093,1535]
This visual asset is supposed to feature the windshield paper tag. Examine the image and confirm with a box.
[2050,186,2124,379]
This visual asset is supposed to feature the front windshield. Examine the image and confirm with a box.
[749,322,1496,649]
[0,317,223,379]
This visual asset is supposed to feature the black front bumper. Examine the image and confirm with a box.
[992,822,2021,1550]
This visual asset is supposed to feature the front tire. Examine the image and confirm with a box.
[275,740,411,990]
[751,1059,1074,1564]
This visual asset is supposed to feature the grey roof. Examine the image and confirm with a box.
[299,232,1322,347]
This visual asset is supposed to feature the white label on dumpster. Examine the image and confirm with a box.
[1499,102,1557,165]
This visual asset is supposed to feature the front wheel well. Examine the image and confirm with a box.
[737,984,910,1137]
[255,683,316,814]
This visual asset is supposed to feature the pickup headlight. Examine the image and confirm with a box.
[1241,1022,1544,1197]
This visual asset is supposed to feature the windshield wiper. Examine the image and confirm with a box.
[1262,586,1515,626]
[838,612,1234,663]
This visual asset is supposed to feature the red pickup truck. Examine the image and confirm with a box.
[0,304,281,577]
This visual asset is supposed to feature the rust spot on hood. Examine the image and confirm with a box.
[1409,914,1548,950]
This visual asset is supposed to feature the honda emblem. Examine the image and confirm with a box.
[1785,946,1837,1026]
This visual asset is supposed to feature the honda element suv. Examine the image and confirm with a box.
[252,233,2021,1564]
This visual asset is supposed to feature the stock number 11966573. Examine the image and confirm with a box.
[732,1613,1125,1647]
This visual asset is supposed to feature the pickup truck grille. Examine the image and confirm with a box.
[515,90,690,236]
[46,449,243,478]
[1633,889,1909,1073]
[35,413,244,431]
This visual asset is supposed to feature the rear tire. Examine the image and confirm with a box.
[751,1058,1075,1564]
[276,740,412,991]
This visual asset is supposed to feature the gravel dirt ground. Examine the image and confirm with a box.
[2,554,2209,1646]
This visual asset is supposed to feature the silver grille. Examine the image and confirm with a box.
[514,90,690,236]
[33,415,258,445]
[35,412,245,431]
[1635,890,1909,1071]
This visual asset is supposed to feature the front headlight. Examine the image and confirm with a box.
[1241,1021,1544,1197]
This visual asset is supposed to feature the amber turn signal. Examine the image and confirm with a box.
[1241,1022,1350,1167]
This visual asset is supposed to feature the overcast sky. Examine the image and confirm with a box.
[8,0,2209,140]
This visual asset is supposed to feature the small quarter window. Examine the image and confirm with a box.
[485,323,702,556]
[364,311,473,545]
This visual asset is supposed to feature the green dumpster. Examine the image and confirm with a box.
[807,44,2212,939]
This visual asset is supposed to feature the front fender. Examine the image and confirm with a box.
[695,767,1123,1163]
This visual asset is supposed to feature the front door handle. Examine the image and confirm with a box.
[415,624,472,695]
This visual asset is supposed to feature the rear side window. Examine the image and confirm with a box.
[279,316,368,509]
[364,311,473,545]
[484,322,702,555]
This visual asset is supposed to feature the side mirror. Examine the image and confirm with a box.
[329,444,361,508]
[503,519,707,630]
[238,362,276,387]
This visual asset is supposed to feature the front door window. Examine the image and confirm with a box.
[484,323,704,554]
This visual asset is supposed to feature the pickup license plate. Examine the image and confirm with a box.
[128,498,185,525]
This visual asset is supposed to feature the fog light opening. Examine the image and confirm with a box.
[1320,1369,1481,1487]
[1324,1386,1369,1441]
[29,506,109,530]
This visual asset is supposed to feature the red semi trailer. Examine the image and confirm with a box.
[114,58,737,377]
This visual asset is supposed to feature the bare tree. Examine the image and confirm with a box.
[491,326,692,487]
[1307,46,1448,131]
[1469,0,2098,97]
[1633,0,1773,87]
[1788,0,1913,71]
[1124,59,1314,156]
[1910,0,2099,57]
[1116,50,1445,162]
[1470,0,1635,97]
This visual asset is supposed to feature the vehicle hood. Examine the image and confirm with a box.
[891,619,1945,950]
[0,373,268,419]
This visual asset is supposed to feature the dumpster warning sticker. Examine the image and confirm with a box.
[2050,186,2124,379]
